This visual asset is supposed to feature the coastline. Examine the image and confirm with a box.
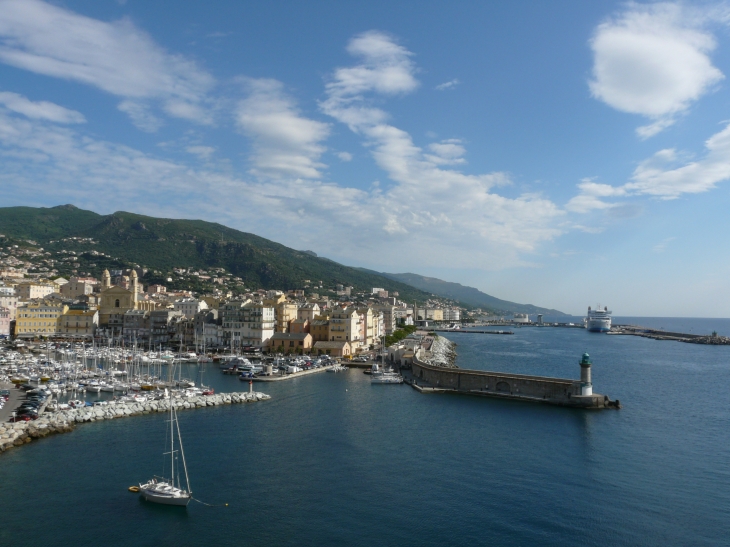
[0,390,270,456]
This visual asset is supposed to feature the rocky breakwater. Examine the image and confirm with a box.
[422,335,458,368]
[0,391,270,455]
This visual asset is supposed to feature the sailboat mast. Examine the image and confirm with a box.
[169,388,175,486]
[174,405,191,495]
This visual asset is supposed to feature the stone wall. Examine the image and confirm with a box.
[411,358,615,409]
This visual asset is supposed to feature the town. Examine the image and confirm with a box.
[0,238,466,359]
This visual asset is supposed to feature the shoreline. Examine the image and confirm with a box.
[0,390,270,456]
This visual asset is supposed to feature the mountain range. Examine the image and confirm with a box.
[0,205,564,315]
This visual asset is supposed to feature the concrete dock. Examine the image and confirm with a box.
[251,365,334,382]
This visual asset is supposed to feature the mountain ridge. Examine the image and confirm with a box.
[374,271,567,316]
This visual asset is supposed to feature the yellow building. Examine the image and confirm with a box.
[59,310,99,339]
[15,301,69,338]
[275,301,299,333]
[98,269,144,326]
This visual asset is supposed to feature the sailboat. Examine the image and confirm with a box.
[138,389,192,506]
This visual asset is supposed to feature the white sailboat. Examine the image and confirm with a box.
[138,389,192,506]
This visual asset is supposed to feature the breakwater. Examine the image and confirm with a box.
[421,336,458,368]
[410,357,619,409]
[614,326,730,345]
[0,390,270,455]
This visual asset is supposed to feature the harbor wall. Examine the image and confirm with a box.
[411,358,615,409]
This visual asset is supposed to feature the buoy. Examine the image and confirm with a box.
[128,486,140,493]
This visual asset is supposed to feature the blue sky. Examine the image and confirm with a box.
[1,0,729,316]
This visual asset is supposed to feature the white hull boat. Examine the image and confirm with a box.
[138,480,191,506]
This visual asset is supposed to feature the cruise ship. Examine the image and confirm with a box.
[585,306,612,332]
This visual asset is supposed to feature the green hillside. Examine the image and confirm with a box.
[375,271,567,316]
[0,205,434,302]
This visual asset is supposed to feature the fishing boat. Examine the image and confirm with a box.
[138,389,192,507]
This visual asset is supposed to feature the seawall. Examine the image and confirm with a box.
[0,391,270,456]
[410,358,618,409]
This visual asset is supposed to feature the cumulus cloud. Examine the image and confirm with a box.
[236,78,330,179]
[0,0,215,126]
[568,121,730,212]
[0,91,85,123]
[589,2,724,138]
[337,151,353,161]
[320,31,564,257]
[435,79,460,91]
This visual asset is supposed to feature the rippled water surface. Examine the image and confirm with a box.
[1,322,729,546]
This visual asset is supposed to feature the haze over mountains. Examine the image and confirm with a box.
[0,205,564,315]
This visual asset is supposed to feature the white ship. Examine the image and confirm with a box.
[585,306,611,333]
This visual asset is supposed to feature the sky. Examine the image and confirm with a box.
[1,0,729,316]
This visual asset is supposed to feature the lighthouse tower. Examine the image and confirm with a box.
[579,352,593,396]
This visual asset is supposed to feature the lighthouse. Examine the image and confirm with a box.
[579,352,593,396]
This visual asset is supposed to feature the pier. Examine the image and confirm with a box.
[431,329,513,335]
[408,354,619,409]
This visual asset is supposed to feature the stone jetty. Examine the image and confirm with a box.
[421,336,458,368]
[0,391,270,455]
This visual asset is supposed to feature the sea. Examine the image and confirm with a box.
[1,318,728,547]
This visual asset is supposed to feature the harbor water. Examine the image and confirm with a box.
[1,321,729,546]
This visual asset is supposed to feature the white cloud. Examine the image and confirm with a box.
[435,79,460,91]
[589,2,724,138]
[236,78,330,179]
[0,0,215,126]
[320,31,564,258]
[0,91,85,123]
[568,121,730,212]
[117,100,163,133]
[626,123,730,197]
[425,140,466,165]
[337,151,353,162]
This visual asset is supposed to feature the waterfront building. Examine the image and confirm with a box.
[0,307,9,336]
[312,340,352,357]
[443,309,461,322]
[15,300,69,338]
[328,307,362,349]
[221,300,275,348]
[275,301,299,333]
[374,304,396,335]
[309,319,330,342]
[173,297,208,319]
[268,332,313,353]
[59,309,98,339]
[122,310,150,340]
[194,309,223,348]
[149,310,183,345]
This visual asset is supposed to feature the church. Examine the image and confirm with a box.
[98,269,155,327]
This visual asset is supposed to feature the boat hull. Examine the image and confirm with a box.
[140,491,191,506]
[139,483,191,506]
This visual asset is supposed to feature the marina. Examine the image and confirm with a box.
[1,321,727,546]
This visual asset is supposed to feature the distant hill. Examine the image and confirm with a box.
[375,271,567,316]
[0,205,435,303]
